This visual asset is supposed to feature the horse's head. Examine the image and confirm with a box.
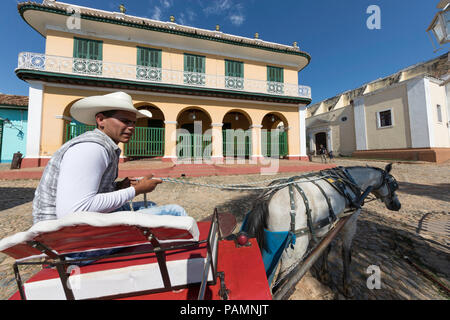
[371,163,401,211]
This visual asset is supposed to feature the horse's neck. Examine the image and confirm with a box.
[345,167,381,190]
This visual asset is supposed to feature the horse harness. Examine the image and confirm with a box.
[286,167,370,242]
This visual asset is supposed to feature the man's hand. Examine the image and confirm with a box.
[115,177,132,190]
[132,174,162,196]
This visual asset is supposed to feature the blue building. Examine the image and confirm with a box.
[0,94,28,163]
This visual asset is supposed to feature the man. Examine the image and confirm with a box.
[318,144,328,164]
[32,91,187,225]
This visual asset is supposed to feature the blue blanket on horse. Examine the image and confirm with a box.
[240,212,295,285]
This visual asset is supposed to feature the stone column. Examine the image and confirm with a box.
[210,123,223,164]
[327,128,333,152]
[118,142,127,163]
[298,104,307,159]
[309,133,315,155]
[162,120,177,163]
[22,81,44,168]
[250,124,263,163]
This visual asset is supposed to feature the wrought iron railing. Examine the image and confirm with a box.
[63,123,288,158]
[64,123,95,142]
[64,124,165,157]
[261,130,288,158]
[222,129,252,157]
[17,52,311,99]
[176,133,212,159]
[124,127,165,157]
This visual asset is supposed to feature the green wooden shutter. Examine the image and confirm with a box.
[73,38,87,59]
[73,37,102,60]
[184,54,205,73]
[225,60,243,78]
[267,66,283,83]
[137,47,162,80]
[151,49,161,68]
[137,47,145,66]
[184,54,190,72]
[225,60,244,89]
[198,55,205,73]
[73,38,102,75]
[137,47,161,68]
[267,66,284,94]
[184,54,205,85]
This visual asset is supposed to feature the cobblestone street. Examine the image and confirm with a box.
[0,158,448,300]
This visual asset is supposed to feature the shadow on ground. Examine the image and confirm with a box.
[398,182,450,202]
[309,209,450,300]
[214,190,261,225]
[0,187,35,211]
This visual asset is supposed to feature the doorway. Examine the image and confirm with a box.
[315,132,327,153]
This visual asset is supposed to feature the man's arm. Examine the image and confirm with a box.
[55,142,135,219]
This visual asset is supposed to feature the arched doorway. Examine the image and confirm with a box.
[176,108,212,159]
[315,132,327,153]
[222,110,252,158]
[261,113,288,158]
[124,104,165,158]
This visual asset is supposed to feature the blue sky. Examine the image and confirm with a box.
[0,0,446,104]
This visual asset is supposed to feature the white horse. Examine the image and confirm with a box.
[244,164,401,297]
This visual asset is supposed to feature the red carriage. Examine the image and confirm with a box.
[1,209,271,300]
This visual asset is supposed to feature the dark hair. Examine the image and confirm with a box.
[95,110,118,128]
[96,110,118,118]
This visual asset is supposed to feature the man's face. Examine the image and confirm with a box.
[96,110,137,144]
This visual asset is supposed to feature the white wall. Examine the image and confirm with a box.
[353,97,367,150]
[406,77,434,148]
[25,82,44,159]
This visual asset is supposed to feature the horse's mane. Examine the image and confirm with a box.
[245,197,269,251]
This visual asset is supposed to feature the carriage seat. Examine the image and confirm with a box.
[0,211,219,300]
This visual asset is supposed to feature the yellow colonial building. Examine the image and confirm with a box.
[16,0,312,167]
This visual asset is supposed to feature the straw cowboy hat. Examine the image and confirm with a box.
[70,91,152,125]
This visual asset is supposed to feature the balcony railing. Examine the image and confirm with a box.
[17,52,311,99]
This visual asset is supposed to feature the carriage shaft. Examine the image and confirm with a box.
[272,214,353,300]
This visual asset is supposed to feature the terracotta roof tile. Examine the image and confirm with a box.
[0,94,29,107]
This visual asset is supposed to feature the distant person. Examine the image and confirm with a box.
[328,150,334,162]
[319,144,328,163]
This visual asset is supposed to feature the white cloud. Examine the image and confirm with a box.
[160,0,172,9]
[229,14,245,26]
[203,0,232,15]
[151,6,162,20]
[178,13,186,25]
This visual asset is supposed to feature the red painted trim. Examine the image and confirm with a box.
[352,147,450,163]
[21,158,49,168]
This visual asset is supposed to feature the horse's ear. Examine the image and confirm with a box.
[385,163,392,173]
